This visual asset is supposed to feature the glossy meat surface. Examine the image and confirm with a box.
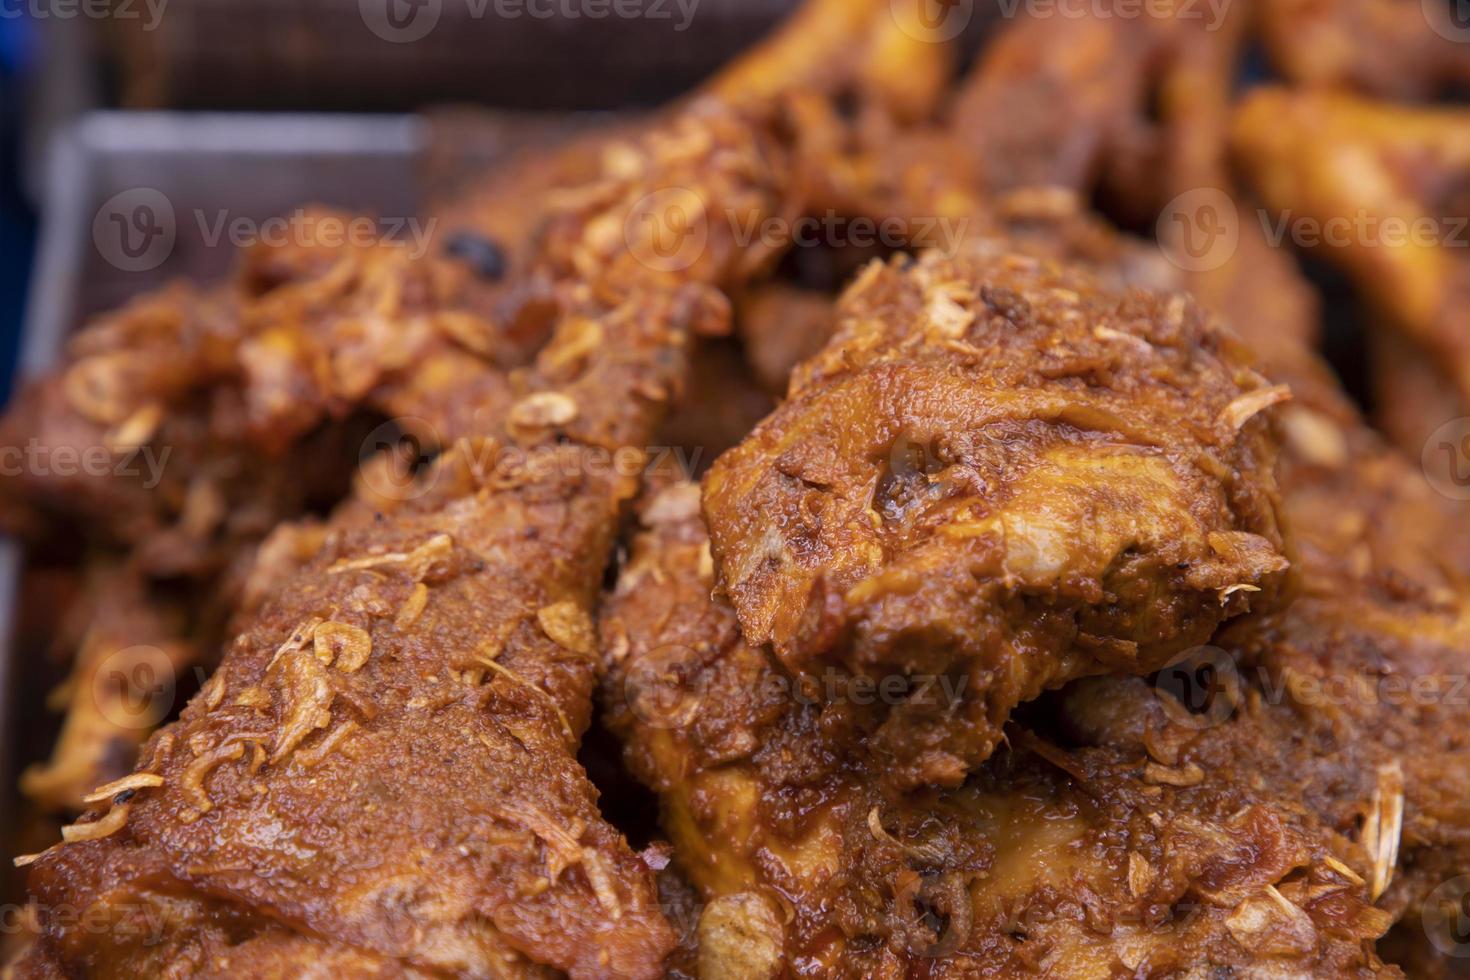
[601,481,1394,977]
[13,99,795,978]
[1259,0,1470,100]
[1233,86,1470,466]
[0,205,552,816]
[703,248,1290,788]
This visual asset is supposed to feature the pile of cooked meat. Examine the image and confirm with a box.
[4,0,1470,976]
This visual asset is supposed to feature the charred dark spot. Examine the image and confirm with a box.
[980,285,1030,323]
[444,232,508,281]
[833,88,862,122]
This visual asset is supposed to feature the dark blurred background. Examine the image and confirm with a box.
[1,14,38,406]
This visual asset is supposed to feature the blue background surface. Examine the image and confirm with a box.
[0,13,38,407]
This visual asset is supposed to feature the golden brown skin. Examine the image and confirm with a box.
[735,284,836,396]
[1233,87,1470,466]
[3,0,946,875]
[1370,330,1466,470]
[700,0,952,124]
[14,100,797,978]
[0,278,368,574]
[901,5,1346,485]
[745,59,1470,935]
[605,237,1470,971]
[0,115,618,563]
[947,2,1324,367]
[946,0,1213,209]
[703,248,1290,789]
[234,227,535,456]
[733,183,1184,401]
[0,278,375,817]
[17,562,196,814]
[1061,412,1470,968]
[1092,201,1470,968]
[601,481,1394,977]
[2,67,708,815]
[950,7,1171,198]
[1149,3,1326,365]
[0,189,584,817]
[16,298,704,980]
[1259,0,1470,100]
[1251,334,1470,919]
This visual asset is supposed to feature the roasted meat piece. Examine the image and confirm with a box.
[1233,86,1470,466]
[605,305,1470,973]
[950,5,1167,200]
[1259,0,1470,100]
[0,195,579,816]
[950,1,1325,366]
[600,481,1393,977]
[16,562,196,815]
[0,0,956,828]
[703,0,953,122]
[703,247,1290,789]
[12,98,795,979]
